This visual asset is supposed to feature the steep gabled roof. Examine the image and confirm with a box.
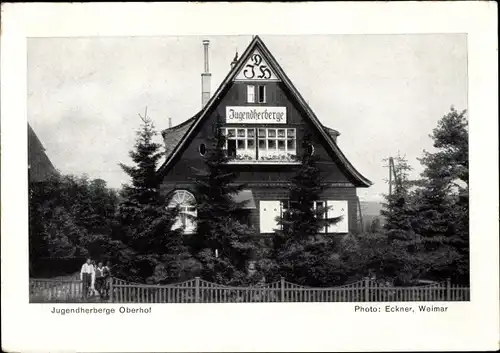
[28,123,60,182]
[157,36,371,187]
[161,115,198,157]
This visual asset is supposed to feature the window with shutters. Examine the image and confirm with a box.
[327,200,349,233]
[273,200,349,234]
[259,200,281,233]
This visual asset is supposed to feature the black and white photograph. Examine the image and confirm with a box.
[27,33,470,304]
[2,2,498,352]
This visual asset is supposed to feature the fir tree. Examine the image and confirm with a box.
[376,154,427,284]
[189,116,257,285]
[269,132,343,286]
[375,108,469,285]
[380,153,418,241]
[115,111,199,283]
[413,107,469,284]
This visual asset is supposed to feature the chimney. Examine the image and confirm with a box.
[168,117,172,128]
[201,40,211,108]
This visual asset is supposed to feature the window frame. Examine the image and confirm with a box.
[257,128,296,161]
[257,85,266,103]
[222,127,297,163]
[167,190,197,234]
[276,200,349,234]
[247,85,256,103]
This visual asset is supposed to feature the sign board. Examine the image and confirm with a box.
[235,50,279,81]
[226,106,287,124]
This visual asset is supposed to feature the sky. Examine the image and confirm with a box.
[27,34,468,202]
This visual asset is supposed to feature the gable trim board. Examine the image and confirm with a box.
[156,36,371,188]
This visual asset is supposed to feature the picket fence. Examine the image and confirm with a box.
[30,277,87,303]
[30,277,470,303]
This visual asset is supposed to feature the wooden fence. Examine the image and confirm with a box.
[30,278,86,303]
[109,278,470,303]
[29,277,470,303]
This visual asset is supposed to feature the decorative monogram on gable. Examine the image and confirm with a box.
[235,51,279,81]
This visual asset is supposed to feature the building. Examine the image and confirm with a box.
[28,123,59,183]
[157,36,371,235]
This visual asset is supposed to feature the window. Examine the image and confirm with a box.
[307,144,315,156]
[222,127,296,163]
[257,85,266,103]
[258,128,296,161]
[275,200,349,234]
[313,201,327,233]
[327,200,349,233]
[247,85,265,103]
[224,127,256,161]
[168,190,197,234]
[259,200,281,233]
[199,143,206,156]
[247,85,255,103]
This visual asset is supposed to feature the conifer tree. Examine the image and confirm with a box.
[413,107,469,284]
[380,154,418,241]
[189,116,257,285]
[375,108,469,285]
[269,132,343,286]
[115,111,199,283]
[29,174,121,277]
[376,154,426,284]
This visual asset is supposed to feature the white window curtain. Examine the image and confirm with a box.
[247,85,255,103]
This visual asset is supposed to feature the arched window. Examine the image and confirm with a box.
[199,143,207,156]
[167,190,197,234]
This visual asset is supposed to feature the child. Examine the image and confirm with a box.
[89,260,98,297]
[102,261,112,299]
[95,261,106,297]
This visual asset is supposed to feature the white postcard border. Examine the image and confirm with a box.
[1,2,498,352]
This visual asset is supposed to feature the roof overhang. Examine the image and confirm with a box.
[231,189,256,209]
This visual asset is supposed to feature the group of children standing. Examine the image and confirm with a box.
[80,258,112,299]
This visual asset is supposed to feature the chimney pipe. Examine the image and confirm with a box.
[201,40,211,108]
[168,117,172,128]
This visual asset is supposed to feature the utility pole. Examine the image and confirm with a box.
[388,156,393,197]
[357,196,364,233]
